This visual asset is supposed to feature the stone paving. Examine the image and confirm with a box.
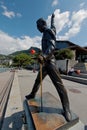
[18,70,87,126]
[18,70,86,129]
[0,71,14,129]
[1,69,87,130]
[1,72,23,130]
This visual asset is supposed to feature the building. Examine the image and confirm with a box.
[56,40,87,62]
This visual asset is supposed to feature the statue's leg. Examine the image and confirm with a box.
[47,63,72,121]
[25,66,47,99]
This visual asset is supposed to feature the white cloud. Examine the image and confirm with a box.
[80,2,85,8]
[55,9,70,33]
[47,9,70,34]
[60,9,87,40]
[0,31,41,55]
[16,13,22,17]
[3,11,15,19]
[48,9,87,40]
[1,5,22,19]
[52,0,58,7]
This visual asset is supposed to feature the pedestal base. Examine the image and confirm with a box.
[24,92,80,130]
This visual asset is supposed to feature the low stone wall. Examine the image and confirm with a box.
[74,63,87,73]
[55,59,78,73]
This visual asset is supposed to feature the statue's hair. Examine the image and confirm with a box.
[36,18,47,26]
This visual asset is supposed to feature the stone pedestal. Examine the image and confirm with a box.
[23,92,84,130]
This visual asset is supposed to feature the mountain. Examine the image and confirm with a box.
[9,46,41,56]
[0,54,7,59]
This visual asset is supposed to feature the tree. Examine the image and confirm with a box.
[55,49,74,60]
[13,53,34,67]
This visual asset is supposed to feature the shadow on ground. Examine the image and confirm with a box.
[85,126,87,130]
[1,111,24,130]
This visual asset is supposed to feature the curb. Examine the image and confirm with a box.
[61,75,87,85]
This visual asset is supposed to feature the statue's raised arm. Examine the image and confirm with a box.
[51,13,56,34]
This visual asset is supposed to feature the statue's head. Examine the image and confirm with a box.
[36,18,47,32]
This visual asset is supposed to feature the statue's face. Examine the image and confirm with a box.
[37,24,44,33]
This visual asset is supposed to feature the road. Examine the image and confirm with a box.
[18,69,87,127]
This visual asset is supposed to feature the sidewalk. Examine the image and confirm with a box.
[2,70,86,130]
[1,72,24,130]
[0,71,14,129]
[18,70,86,129]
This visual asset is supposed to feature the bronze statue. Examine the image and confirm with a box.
[25,13,72,122]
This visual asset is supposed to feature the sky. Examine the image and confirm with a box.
[0,0,87,55]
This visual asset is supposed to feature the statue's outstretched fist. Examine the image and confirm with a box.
[52,13,55,18]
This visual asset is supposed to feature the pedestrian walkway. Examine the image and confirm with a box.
[1,72,24,130]
[0,71,14,129]
[18,70,85,130]
[1,69,86,130]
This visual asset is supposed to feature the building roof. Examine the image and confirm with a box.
[56,40,87,54]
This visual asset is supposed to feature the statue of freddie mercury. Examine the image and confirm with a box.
[25,13,72,122]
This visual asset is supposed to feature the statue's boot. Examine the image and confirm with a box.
[25,92,35,100]
[63,104,72,122]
